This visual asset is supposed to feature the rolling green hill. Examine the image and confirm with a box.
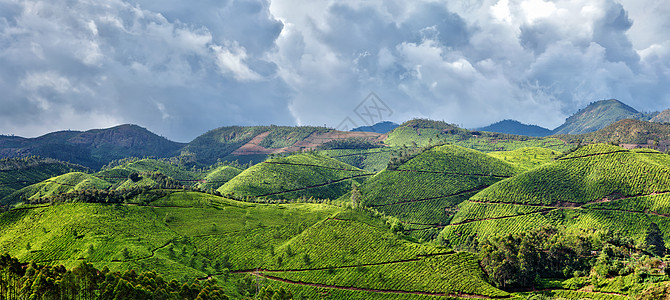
[0,190,508,299]
[195,165,242,191]
[477,119,552,137]
[95,158,204,186]
[218,153,371,200]
[4,172,111,205]
[487,147,561,172]
[552,99,656,135]
[183,126,332,165]
[441,144,670,249]
[349,145,517,240]
[0,157,87,201]
[385,119,571,153]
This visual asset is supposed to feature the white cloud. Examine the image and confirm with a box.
[1,0,669,141]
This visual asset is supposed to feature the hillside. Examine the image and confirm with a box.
[0,157,87,200]
[184,125,384,165]
[4,172,111,205]
[385,119,571,153]
[556,119,670,151]
[0,190,508,299]
[0,124,184,169]
[441,144,670,247]
[477,119,552,137]
[218,153,371,200]
[552,99,656,135]
[195,165,242,191]
[487,147,560,172]
[351,121,399,133]
[348,145,517,240]
[651,109,670,123]
[95,158,204,186]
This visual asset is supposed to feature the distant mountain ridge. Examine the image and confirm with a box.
[351,121,399,133]
[0,124,184,169]
[476,120,552,137]
[552,99,657,135]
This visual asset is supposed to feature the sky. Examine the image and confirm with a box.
[0,0,669,142]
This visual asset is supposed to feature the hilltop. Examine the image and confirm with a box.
[552,99,656,135]
[441,144,670,248]
[0,157,88,201]
[348,144,517,240]
[351,121,399,133]
[0,124,184,169]
[183,125,384,165]
[477,119,552,137]
[554,119,670,151]
[218,153,371,200]
[651,109,670,123]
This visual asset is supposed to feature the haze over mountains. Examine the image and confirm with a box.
[0,98,668,170]
[476,99,661,137]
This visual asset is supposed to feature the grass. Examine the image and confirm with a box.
[384,119,572,153]
[0,157,87,202]
[95,159,204,186]
[319,148,398,172]
[7,172,111,204]
[0,189,508,297]
[471,144,670,205]
[487,147,561,172]
[195,165,242,191]
[218,153,370,200]
[352,145,516,234]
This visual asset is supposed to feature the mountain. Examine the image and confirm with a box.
[183,125,384,165]
[651,109,670,123]
[0,124,184,169]
[477,120,552,137]
[351,121,399,133]
[552,99,656,135]
[557,119,670,147]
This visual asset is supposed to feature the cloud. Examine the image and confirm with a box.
[1,0,669,141]
[270,0,670,130]
[0,0,293,141]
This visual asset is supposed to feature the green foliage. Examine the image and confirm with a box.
[218,153,370,200]
[264,252,508,298]
[319,148,397,172]
[0,254,230,299]
[487,147,561,172]
[354,145,515,236]
[0,157,88,203]
[95,158,204,187]
[472,144,670,205]
[317,137,383,150]
[195,165,242,191]
[7,172,111,205]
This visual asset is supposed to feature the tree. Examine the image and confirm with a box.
[645,222,666,257]
[350,182,362,208]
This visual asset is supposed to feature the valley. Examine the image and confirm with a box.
[3,103,670,299]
